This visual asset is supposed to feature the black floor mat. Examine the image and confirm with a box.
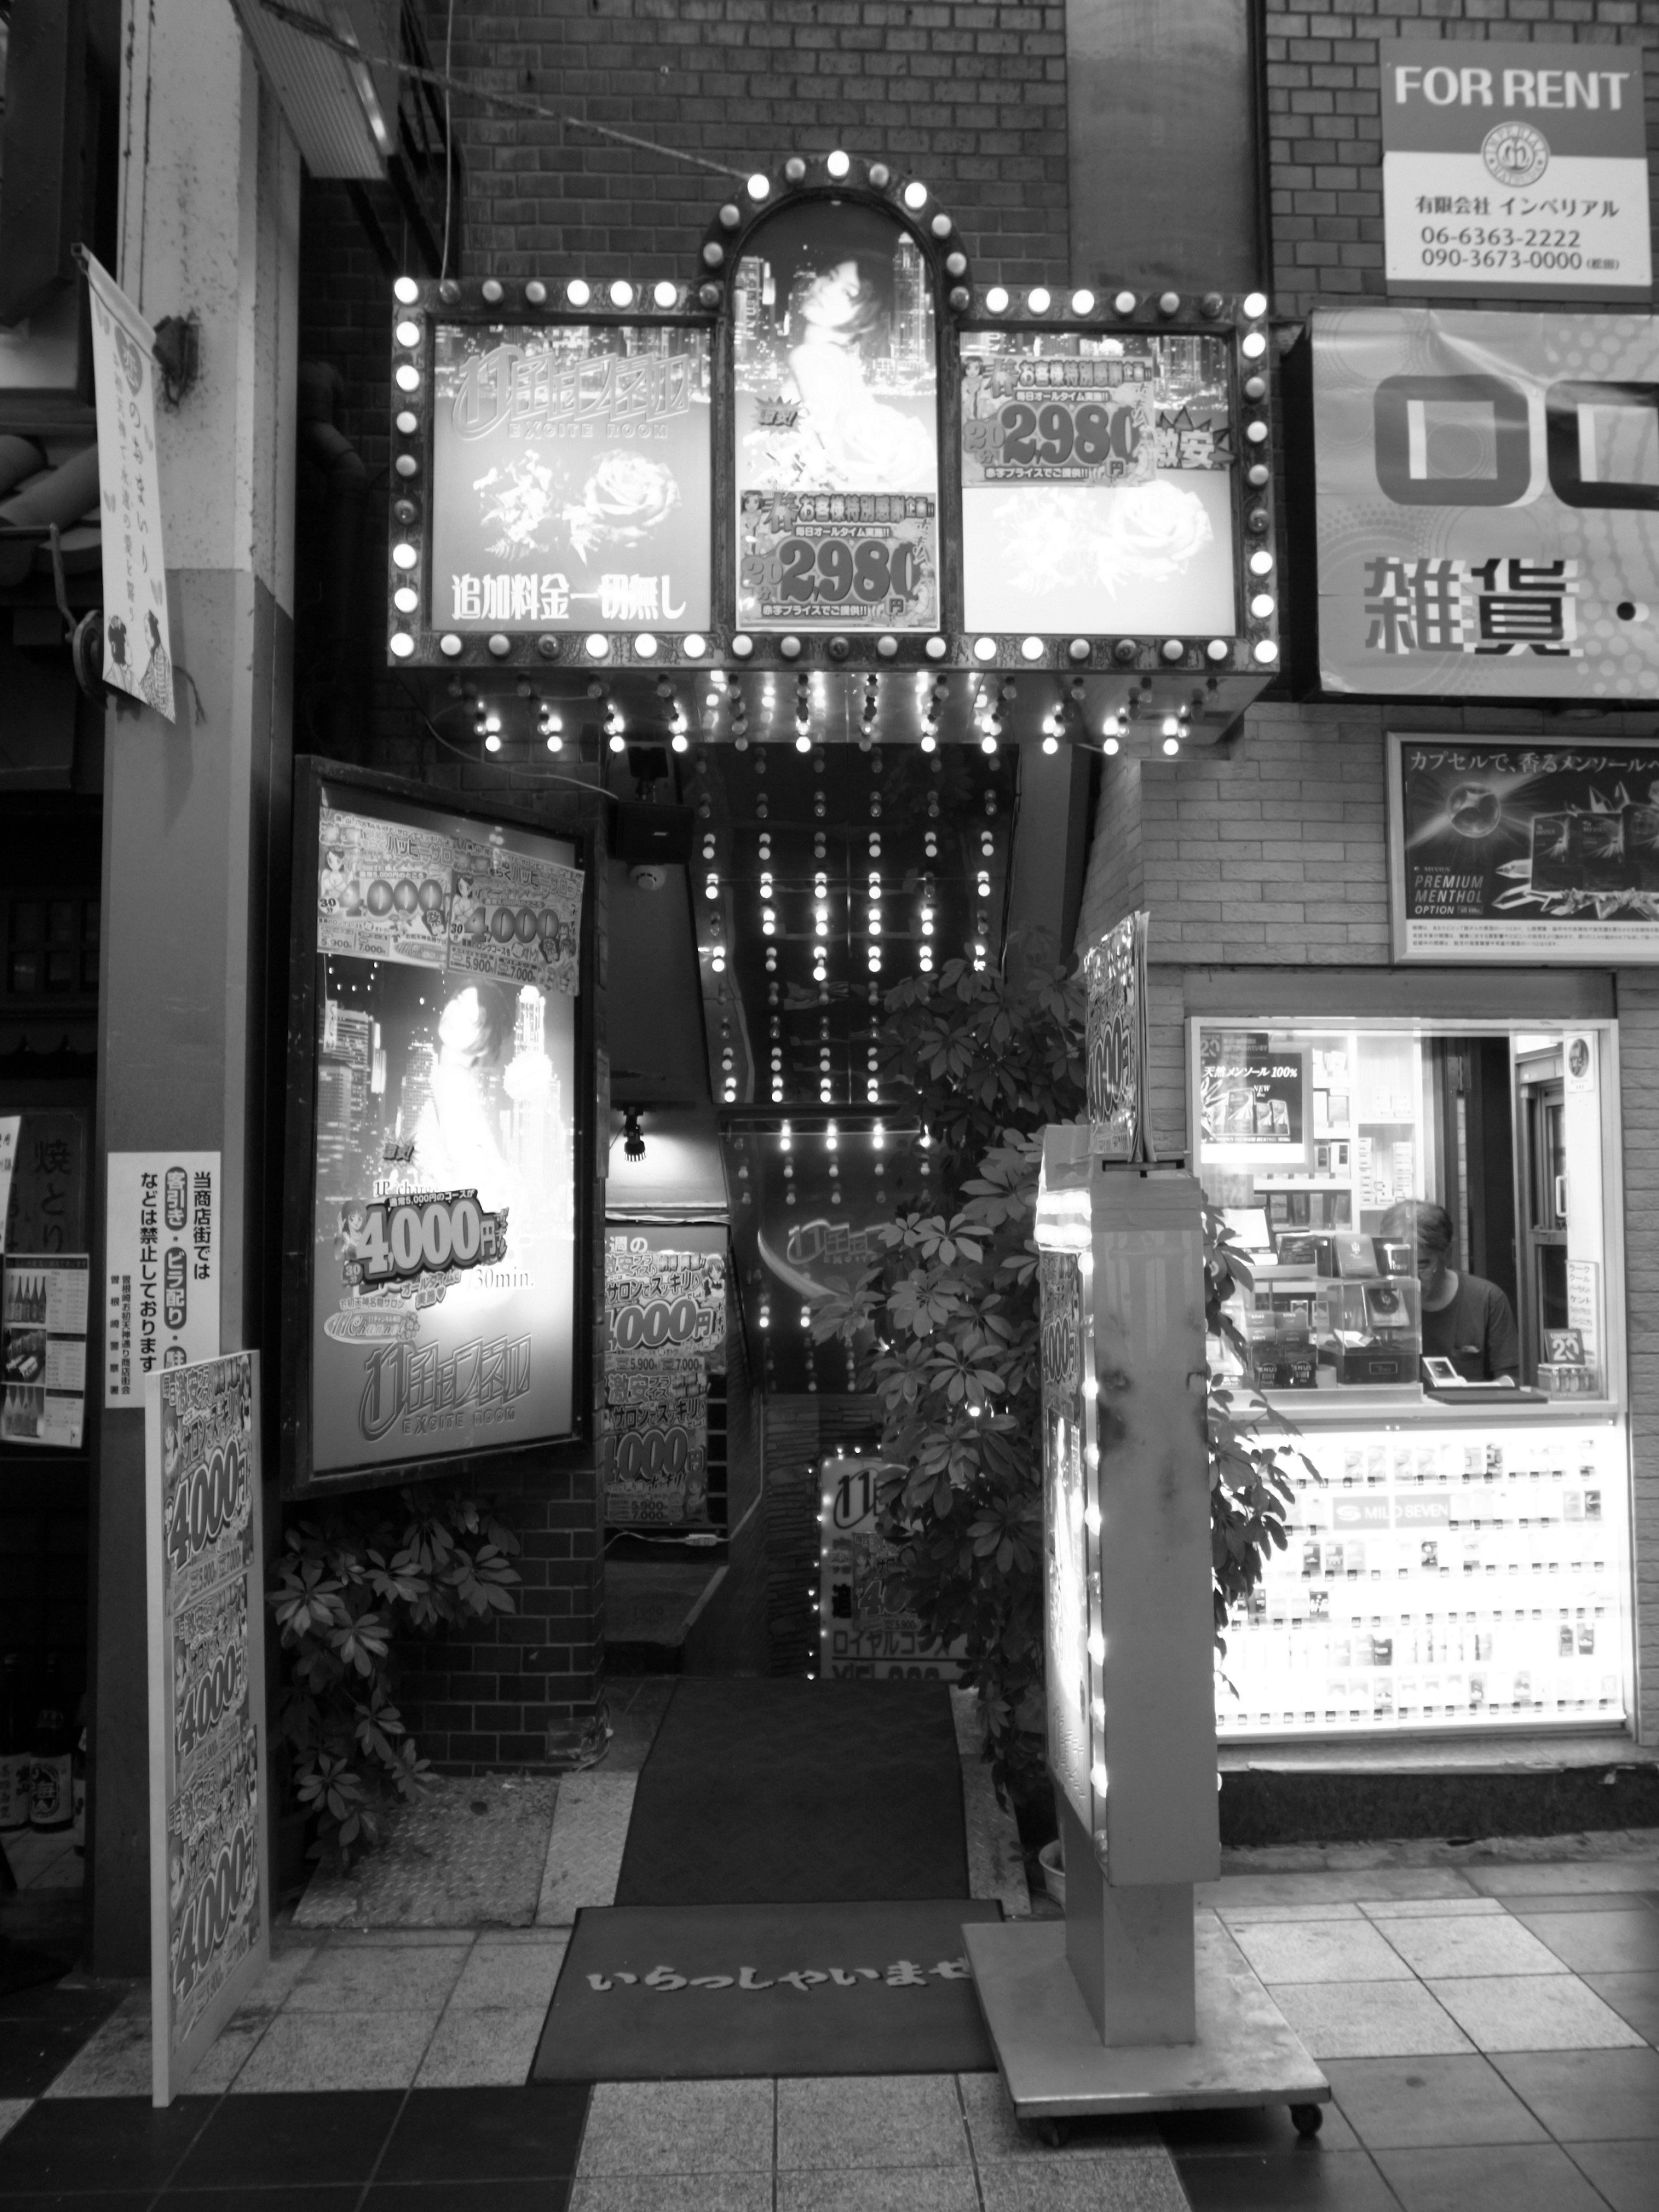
[612,1677,969,1907]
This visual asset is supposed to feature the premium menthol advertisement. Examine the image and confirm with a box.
[733,200,940,630]
[959,330,1237,636]
[429,323,712,634]
[1390,734,1659,962]
[309,791,582,1477]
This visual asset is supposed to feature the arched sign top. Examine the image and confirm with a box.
[695,155,972,315]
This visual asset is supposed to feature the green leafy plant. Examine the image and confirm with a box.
[814,951,1306,1806]
[268,1487,521,1868]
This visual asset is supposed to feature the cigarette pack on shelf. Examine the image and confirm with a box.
[1243,1286,1319,1390]
[1216,1422,1630,1739]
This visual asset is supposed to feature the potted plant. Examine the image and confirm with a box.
[267,1486,521,1872]
[814,948,1307,1819]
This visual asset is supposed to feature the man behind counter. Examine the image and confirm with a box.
[1378,1201,1520,1383]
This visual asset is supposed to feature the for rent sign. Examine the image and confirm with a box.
[1381,40,1651,299]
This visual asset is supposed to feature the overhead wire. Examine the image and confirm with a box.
[253,0,750,181]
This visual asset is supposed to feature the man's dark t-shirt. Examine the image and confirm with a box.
[1421,1274,1520,1381]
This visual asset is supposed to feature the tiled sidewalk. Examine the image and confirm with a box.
[1,1850,1653,2207]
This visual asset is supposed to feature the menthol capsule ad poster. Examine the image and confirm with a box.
[145,1350,268,2106]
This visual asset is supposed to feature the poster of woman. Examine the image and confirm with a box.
[732,200,939,629]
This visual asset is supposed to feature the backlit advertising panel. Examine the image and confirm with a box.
[1317,307,1659,700]
[429,323,712,634]
[292,770,586,1486]
[1039,1249,1094,1838]
[732,201,940,631]
[960,330,1238,636]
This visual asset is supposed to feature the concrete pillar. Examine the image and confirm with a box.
[89,2,299,1972]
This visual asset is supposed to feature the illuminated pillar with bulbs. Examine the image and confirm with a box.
[1035,1131,1218,2046]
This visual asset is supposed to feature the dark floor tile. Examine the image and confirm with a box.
[0,2018,119,2099]
[0,2198,150,2211]
[159,2193,357,2211]
[1564,2138,1659,2212]
[1492,2048,1659,2141]
[1583,1972,1659,2046]
[375,2087,588,2184]
[1322,2055,1547,2151]
[168,2091,404,2190]
[0,1983,127,2029]
[0,2096,216,2192]
[1160,2101,1360,2155]
[363,2185,572,2212]
[1173,2150,1399,2210]
[1373,2142,1606,2211]
[1511,1911,1659,1975]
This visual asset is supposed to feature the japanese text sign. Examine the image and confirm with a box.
[430,324,712,635]
[83,252,175,718]
[1389,733,1659,962]
[1381,40,1650,299]
[106,1153,221,1407]
[1316,307,1659,700]
[145,1350,268,2104]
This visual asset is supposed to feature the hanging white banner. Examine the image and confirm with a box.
[82,251,175,721]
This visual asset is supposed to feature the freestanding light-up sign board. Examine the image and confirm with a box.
[382,153,1282,755]
[963,918,1328,2130]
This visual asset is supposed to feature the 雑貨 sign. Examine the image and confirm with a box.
[1316,307,1659,700]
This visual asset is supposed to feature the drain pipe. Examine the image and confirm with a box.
[297,362,368,752]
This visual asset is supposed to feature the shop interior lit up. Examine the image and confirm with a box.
[1196,1016,1631,1741]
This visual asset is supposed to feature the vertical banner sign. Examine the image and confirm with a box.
[959,331,1238,638]
[308,793,582,1479]
[1038,1251,1093,1836]
[1316,308,1659,701]
[602,1233,725,1526]
[732,200,941,630]
[0,1118,17,1255]
[429,324,712,635]
[819,1453,963,1681]
[82,252,175,719]
[3,1255,89,1448]
[105,1154,221,1407]
[145,1351,268,2106]
[1084,909,1153,1163]
[1388,733,1659,963]
[1381,41,1650,300]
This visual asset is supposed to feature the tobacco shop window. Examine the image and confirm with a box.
[1190,1019,1620,1405]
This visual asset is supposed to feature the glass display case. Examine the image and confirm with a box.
[1192,1016,1633,1740]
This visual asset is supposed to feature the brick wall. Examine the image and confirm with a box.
[448,0,1071,286]
[1264,0,1659,319]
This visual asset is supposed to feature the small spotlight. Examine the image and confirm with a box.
[671,732,689,753]
[653,279,678,308]
[826,149,851,178]
[622,1107,646,1163]
[1042,734,1059,754]
[903,180,928,210]
[1162,734,1180,756]
[1103,735,1120,756]
[1027,288,1051,314]
[608,732,626,754]
[747,172,771,200]
[566,278,592,306]
[920,733,937,753]
[483,732,501,754]
[984,286,1009,314]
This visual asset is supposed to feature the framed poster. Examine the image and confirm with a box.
[429,321,712,636]
[282,760,594,1491]
[818,1452,963,1681]
[1380,41,1650,301]
[145,1350,269,2105]
[2,1255,89,1448]
[602,1230,726,1529]
[1083,908,1152,1163]
[1389,733,1659,962]
[1197,1033,1313,1169]
[732,198,940,631]
[959,330,1238,638]
[1316,307,1659,700]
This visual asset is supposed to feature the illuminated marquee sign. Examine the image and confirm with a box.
[383,152,1280,738]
